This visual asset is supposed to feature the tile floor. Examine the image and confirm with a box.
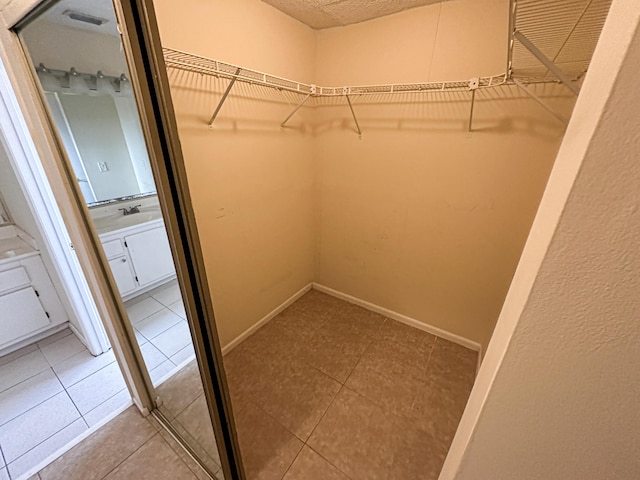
[41,289,477,480]
[0,279,195,480]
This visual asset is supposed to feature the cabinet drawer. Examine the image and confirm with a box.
[102,240,125,260]
[0,287,50,347]
[0,267,30,295]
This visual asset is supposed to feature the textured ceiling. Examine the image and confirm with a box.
[261,0,446,29]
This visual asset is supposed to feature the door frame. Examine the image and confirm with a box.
[113,1,245,477]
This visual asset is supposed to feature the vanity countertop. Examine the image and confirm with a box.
[93,207,164,235]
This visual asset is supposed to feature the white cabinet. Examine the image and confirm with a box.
[125,227,174,286]
[100,220,176,299]
[0,287,50,346]
[108,256,137,295]
[0,254,68,351]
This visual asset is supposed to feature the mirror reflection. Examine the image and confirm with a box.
[17,0,226,478]
[24,2,155,205]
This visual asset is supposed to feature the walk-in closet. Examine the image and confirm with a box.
[150,0,608,478]
[0,0,617,478]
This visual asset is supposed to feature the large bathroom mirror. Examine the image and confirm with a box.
[24,0,155,205]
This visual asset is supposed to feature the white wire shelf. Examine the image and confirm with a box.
[162,47,566,132]
[163,47,509,98]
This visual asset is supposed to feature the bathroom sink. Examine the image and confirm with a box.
[93,207,163,234]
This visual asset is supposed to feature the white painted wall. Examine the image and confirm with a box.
[441,0,640,478]
[112,96,155,194]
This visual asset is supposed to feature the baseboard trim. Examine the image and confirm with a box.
[221,283,313,355]
[312,283,481,352]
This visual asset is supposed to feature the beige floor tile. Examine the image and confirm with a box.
[156,428,216,480]
[39,406,156,480]
[301,327,371,383]
[282,446,350,480]
[345,359,424,418]
[156,361,205,419]
[307,387,397,480]
[103,434,197,480]
[175,395,221,467]
[224,349,272,408]
[270,305,326,342]
[427,338,478,385]
[322,303,386,341]
[308,387,447,480]
[378,319,436,354]
[288,291,348,320]
[254,357,341,440]
[233,322,305,366]
[356,337,432,381]
[32,291,475,480]
[410,368,475,449]
[235,402,303,480]
[386,420,448,480]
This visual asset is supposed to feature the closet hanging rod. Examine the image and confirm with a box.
[163,48,510,98]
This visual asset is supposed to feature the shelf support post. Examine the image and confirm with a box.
[513,78,569,125]
[281,94,311,128]
[467,78,479,133]
[468,89,476,133]
[514,31,580,96]
[346,95,362,137]
[208,68,241,127]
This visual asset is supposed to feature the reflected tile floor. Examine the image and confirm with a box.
[25,289,477,480]
[0,279,195,480]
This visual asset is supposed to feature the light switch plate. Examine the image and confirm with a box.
[97,161,109,172]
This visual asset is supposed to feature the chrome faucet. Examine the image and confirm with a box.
[118,204,142,216]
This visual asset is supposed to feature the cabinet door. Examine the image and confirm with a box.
[125,227,175,286]
[0,287,50,347]
[108,256,137,295]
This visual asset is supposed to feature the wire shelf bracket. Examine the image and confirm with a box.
[208,67,240,127]
[467,78,480,133]
[513,78,568,125]
[345,93,362,138]
[514,31,580,96]
[281,91,313,128]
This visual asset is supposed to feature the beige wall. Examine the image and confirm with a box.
[155,0,570,350]
[314,0,570,349]
[442,0,640,477]
[154,0,317,346]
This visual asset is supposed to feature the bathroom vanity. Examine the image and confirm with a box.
[0,225,68,350]
[92,198,176,299]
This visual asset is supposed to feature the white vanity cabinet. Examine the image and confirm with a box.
[0,254,68,350]
[100,219,176,299]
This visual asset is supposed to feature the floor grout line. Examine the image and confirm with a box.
[97,432,161,480]
[0,442,9,480]
[0,367,63,428]
[5,411,85,472]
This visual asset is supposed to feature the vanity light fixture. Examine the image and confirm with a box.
[62,10,109,27]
